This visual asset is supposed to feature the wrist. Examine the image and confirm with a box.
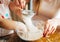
[52,18,60,26]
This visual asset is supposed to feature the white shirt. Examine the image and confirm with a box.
[0,0,14,36]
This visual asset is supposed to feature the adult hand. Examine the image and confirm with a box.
[43,19,58,37]
[9,0,29,20]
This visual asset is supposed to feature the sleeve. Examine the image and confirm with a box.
[54,9,60,18]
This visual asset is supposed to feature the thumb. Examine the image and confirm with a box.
[20,0,26,9]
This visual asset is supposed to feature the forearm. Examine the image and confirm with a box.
[0,18,17,30]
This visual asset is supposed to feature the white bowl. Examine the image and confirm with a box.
[16,19,44,41]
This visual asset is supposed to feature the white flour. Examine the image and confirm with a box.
[16,10,44,41]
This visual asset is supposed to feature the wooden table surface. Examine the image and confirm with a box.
[31,15,60,42]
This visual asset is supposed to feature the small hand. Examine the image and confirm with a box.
[43,19,58,37]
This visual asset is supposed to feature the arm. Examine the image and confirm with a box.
[0,15,27,32]
[43,9,60,37]
[0,18,17,30]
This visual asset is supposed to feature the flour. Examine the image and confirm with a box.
[16,10,44,41]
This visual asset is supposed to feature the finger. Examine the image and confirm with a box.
[14,0,20,5]
[43,23,49,35]
[46,25,53,36]
[51,25,57,34]
[43,23,50,37]
[46,26,54,35]
[19,0,26,8]
[51,27,56,34]
[45,28,49,37]
[44,23,50,34]
[18,0,22,8]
